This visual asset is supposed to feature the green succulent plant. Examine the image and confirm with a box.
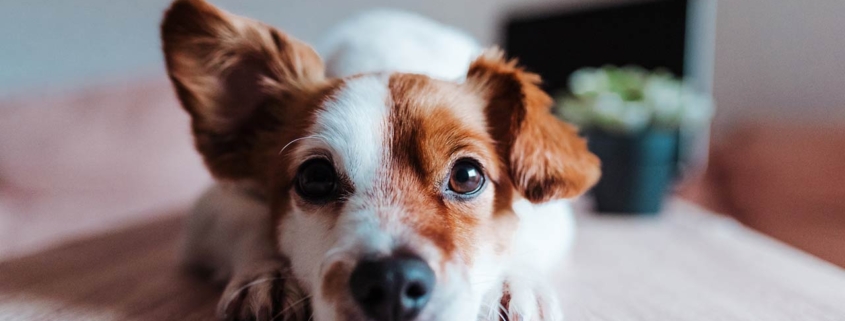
[556,66,714,133]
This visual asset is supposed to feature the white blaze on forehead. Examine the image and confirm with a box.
[307,75,390,191]
[283,74,390,296]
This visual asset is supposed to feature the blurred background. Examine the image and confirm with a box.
[1,0,843,269]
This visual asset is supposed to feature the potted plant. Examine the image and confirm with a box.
[556,66,714,214]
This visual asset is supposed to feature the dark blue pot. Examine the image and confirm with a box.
[586,129,679,214]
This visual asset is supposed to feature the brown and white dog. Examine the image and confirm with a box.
[161,1,600,320]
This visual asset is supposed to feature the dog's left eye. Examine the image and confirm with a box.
[448,160,485,195]
[295,159,338,201]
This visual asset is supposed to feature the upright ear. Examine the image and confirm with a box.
[466,50,600,203]
[161,0,325,180]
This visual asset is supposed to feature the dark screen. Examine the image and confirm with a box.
[504,0,688,94]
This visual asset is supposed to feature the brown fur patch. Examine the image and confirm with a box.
[161,0,328,181]
[499,283,512,321]
[384,73,499,260]
[320,261,350,304]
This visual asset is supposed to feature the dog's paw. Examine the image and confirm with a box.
[495,281,563,321]
[217,259,311,321]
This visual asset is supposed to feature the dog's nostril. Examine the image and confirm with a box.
[349,255,435,321]
[405,282,427,299]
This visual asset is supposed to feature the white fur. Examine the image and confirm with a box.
[510,199,575,275]
[294,74,390,191]
[182,184,280,281]
[498,199,572,320]
[317,9,482,81]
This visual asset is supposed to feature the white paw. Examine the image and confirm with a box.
[217,259,310,321]
[495,281,563,321]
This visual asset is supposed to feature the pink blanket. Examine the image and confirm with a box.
[0,79,212,259]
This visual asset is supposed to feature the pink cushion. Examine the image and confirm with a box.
[710,123,845,267]
[0,79,212,259]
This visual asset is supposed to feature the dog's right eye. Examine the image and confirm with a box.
[295,159,338,202]
[448,159,485,196]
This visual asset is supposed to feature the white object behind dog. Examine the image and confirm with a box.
[317,9,482,81]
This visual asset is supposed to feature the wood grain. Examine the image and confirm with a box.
[0,215,218,321]
[2,200,844,320]
[560,200,845,320]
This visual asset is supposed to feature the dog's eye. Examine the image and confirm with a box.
[296,159,338,201]
[448,160,484,195]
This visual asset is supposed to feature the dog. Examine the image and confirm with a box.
[160,1,601,320]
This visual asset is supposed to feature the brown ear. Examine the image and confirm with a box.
[466,49,600,203]
[161,0,325,179]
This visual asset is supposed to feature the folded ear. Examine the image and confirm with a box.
[161,0,325,179]
[466,49,600,203]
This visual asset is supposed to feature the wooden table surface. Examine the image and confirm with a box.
[2,200,844,321]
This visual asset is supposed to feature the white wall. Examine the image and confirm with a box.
[713,1,845,127]
[0,0,592,98]
[0,0,644,98]
[2,0,843,126]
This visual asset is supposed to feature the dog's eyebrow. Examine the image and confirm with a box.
[447,143,477,157]
[301,149,333,161]
[278,135,327,156]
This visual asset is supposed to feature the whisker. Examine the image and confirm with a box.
[480,302,508,321]
[498,302,510,321]
[220,277,290,317]
[278,135,325,155]
[481,303,496,321]
[271,294,313,321]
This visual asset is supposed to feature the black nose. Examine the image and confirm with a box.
[349,255,435,321]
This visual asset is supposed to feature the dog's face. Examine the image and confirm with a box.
[162,1,599,320]
[276,73,505,321]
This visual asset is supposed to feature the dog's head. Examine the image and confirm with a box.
[162,1,599,320]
